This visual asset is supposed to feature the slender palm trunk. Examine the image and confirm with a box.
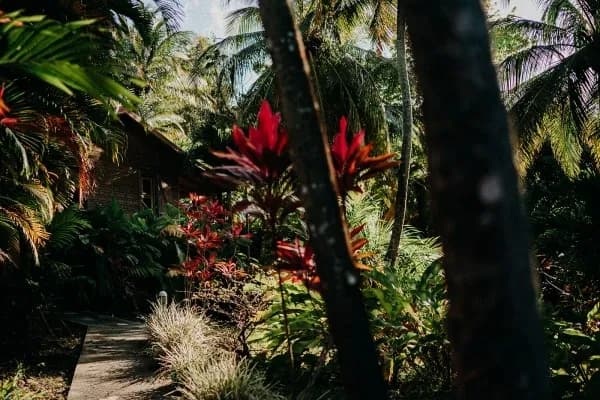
[257,1,387,399]
[403,0,549,398]
[385,3,413,266]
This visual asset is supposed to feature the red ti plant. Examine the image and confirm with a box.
[207,101,301,366]
[276,238,320,291]
[206,102,397,366]
[207,100,301,261]
[177,193,250,295]
[331,117,399,205]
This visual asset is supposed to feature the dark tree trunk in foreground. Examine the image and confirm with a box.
[402,0,549,398]
[386,3,414,266]
[257,1,387,399]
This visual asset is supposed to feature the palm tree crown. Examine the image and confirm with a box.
[496,0,600,177]
[205,0,396,148]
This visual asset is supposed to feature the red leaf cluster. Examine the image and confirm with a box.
[210,101,290,185]
[277,238,321,291]
[331,117,399,196]
[277,225,371,292]
[178,194,248,284]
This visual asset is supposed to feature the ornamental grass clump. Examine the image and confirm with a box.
[145,300,284,399]
[145,301,214,359]
[145,300,220,380]
[178,354,285,400]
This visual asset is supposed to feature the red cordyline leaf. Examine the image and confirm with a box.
[231,223,251,239]
[0,117,18,127]
[214,260,247,280]
[0,85,19,128]
[277,238,316,272]
[195,226,223,250]
[183,257,202,273]
[276,238,320,290]
[189,193,208,205]
[0,84,11,118]
[180,194,228,225]
[277,225,371,291]
[180,221,202,239]
[197,268,213,283]
[331,117,399,196]
[182,253,218,280]
[209,100,290,184]
[203,200,227,221]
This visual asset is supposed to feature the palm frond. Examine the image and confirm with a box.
[47,207,91,250]
[0,11,139,109]
[226,6,262,35]
[152,0,184,32]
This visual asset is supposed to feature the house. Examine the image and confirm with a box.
[85,110,213,213]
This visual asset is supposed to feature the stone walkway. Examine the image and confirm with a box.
[66,313,172,400]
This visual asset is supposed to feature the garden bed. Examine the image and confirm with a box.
[0,315,86,399]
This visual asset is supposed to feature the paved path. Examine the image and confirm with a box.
[66,313,172,400]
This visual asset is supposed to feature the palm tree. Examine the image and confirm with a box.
[386,2,414,266]
[403,0,549,397]
[256,1,388,398]
[0,10,139,266]
[206,0,396,148]
[114,16,196,143]
[496,0,600,177]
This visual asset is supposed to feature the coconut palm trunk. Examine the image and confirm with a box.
[257,1,387,399]
[385,2,413,266]
[403,0,549,398]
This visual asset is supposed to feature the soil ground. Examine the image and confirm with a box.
[0,315,85,399]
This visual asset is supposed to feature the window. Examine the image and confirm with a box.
[141,176,157,211]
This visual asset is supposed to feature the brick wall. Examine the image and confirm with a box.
[86,118,184,214]
[86,113,220,214]
[86,161,142,213]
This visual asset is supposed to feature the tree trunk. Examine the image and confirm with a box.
[385,3,413,266]
[402,0,549,398]
[257,1,387,399]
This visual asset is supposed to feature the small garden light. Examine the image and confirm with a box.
[158,290,168,305]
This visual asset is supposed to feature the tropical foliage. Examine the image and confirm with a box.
[0,10,138,268]
[495,0,600,177]
[205,0,397,148]
[2,1,600,399]
[42,201,182,312]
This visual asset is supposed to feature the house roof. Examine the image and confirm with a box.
[114,107,222,195]
[116,107,184,155]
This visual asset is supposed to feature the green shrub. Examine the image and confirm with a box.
[545,304,600,399]
[42,201,184,313]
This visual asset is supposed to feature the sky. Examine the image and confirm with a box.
[494,0,543,20]
[182,0,231,39]
[181,0,543,38]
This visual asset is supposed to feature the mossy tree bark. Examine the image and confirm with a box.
[402,0,549,398]
[257,1,387,399]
